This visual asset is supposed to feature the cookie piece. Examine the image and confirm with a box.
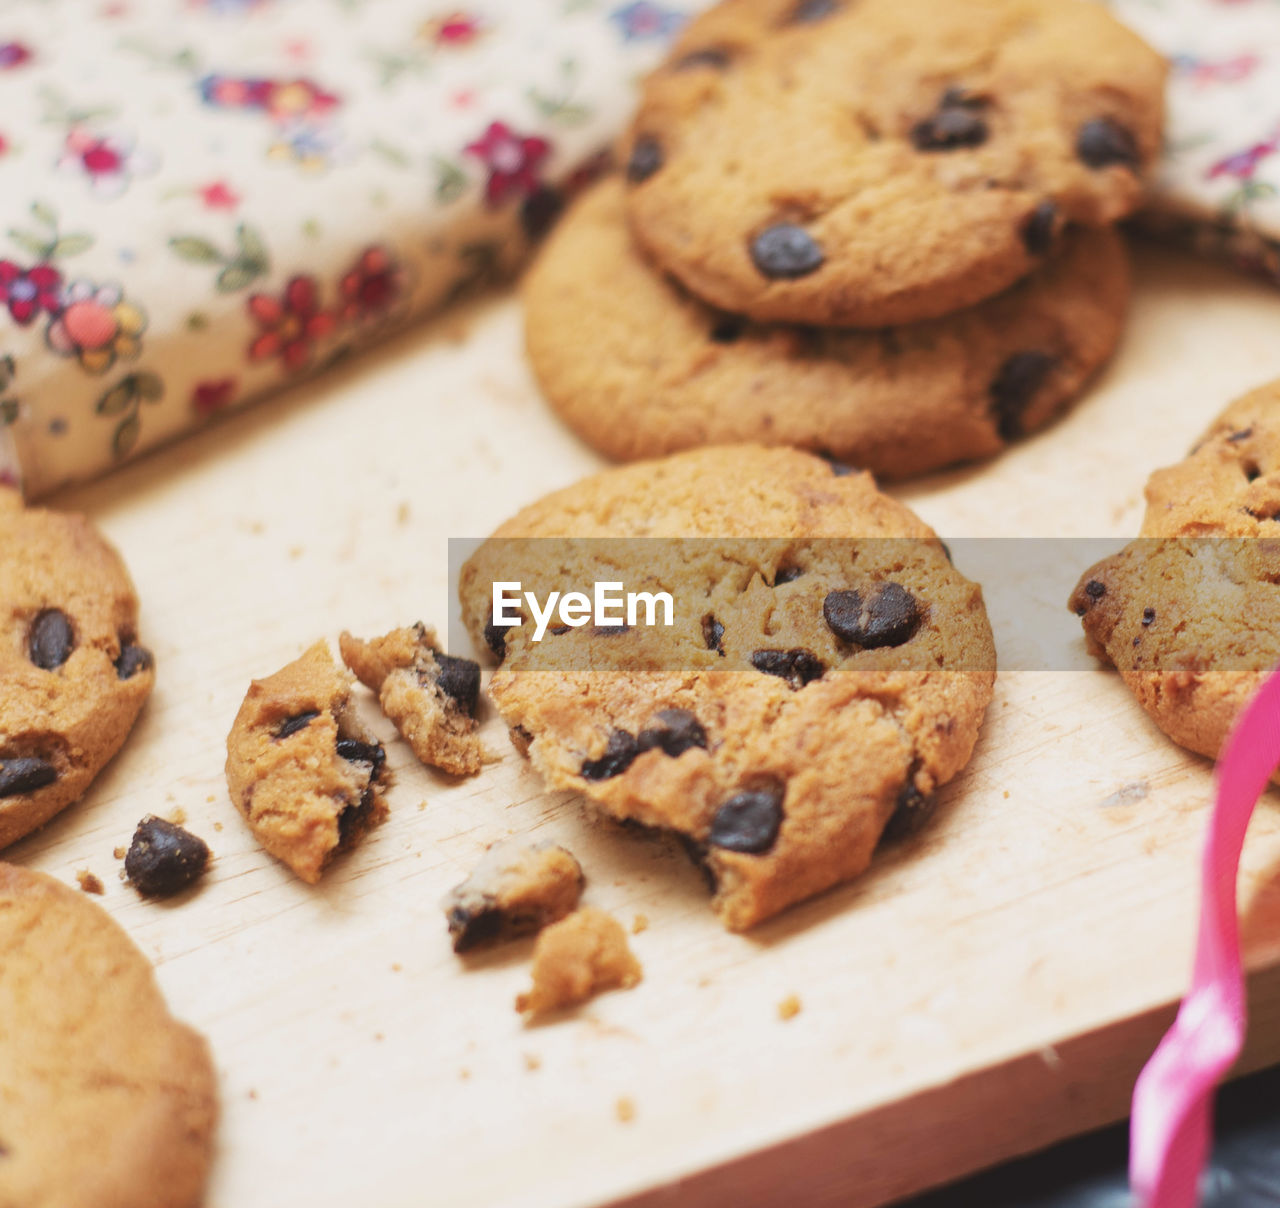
[623,0,1165,326]
[339,623,484,777]
[124,815,211,897]
[459,446,996,930]
[225,641,390,884]
[0,487,155,850]
[1070,380,1280,764]
[443,840,585,952]
[515,907,643,1017]
[524,178,1129,477]
[0,863,217,1208]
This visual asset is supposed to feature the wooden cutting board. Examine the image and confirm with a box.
[14,240,1280,1208]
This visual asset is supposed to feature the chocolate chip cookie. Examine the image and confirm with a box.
[623,0,1165,326]
[225,641,390,884]
[339,623,484,777]
[1070,380,1280,765]
[525,178,1129,477]
[0,488,155,850]
[459,445,996,930]
[0,862,218,1208]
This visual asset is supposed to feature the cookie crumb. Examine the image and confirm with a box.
[516,907,642,1017]
[396,501,411,526]
[75,869,104,895]
[523,1053,542,1072]
[112,845,126,860]
[206,794,216,804]
[1003,790,1010,799]
[777,995,802,1021]
[615,1096,635,1123]
[248,1088,259,1101]
[391,962,402,973]
[213,821,223,832]
[167,806,187,826]
[459,1068,471,1081]
[631,913,649,935]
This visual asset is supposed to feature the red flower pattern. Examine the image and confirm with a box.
[246,276,336,371]
[192,376,237,416]
[338,247,401,321]
[0,262,62,325]
[464,122,551,207]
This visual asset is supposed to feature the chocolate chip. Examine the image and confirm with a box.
[786,0,839,21]
[709,784,784,853]
[447,903,505,952]
[1142,607,1156,626]
[626,137,663,184]
[277,710,320,739]
[1021,201,1057,256]
[773,566,804,585]
[0,757,57,798]
[750,647,826,687]
[435,652,481,717]
[819,453,856,476]
[1228,428,1254,443]
[702,613,725,655]
[520,186,564,242]
[336,738,386,769]
[1085,579,1106,600]
[27,609,74,671]
[823,583,922,648]
[675,47,731,70]
[1077,118,1138,170]
[882,779,937,842]
[124,815,210,897]
[911,92,988,151]
[638,708,707,758]
[990,351,1056,441]
[939,541,953,564]
[593,621,631,636]
[710,315,746,343]
[749,224,824,280]
[581,730,641,780]
[114,643,153,680]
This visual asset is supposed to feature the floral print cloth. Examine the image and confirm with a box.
[0,0,703,498]
[1,0,1278,497]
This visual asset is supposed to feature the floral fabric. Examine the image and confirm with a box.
[1,0,1278,497]
[0,0,703,498]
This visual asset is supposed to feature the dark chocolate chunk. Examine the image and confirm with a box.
[911,92,989,151]
[277,710,320,739]
[1021,201,1058,256]
[823,583,922,648]
[710,314,746,344]
[448,903,505,953]
[114,643,153,680]
[990,351,1056,441]
[773,566,804,585]
[0,756,57,798]
[27,609,74,671]
[702,613,725,655]
[675,47,731,71]
[593,621,631,636]
[708,784,784,854]
[435,652,481,717]
[638,708,707,758]
[1085,579,1107,601]
[581,730,641,781]
[336,737,386,769]
[124,815,210,897]
[1228,428,1254,443]
[786,0,838,21]
[1077,117,1139,170]
[882,778,938,842]
[1142,607,1156,626]
[749,224,824,280]
[626,137,663,184]
[750,647,826,687]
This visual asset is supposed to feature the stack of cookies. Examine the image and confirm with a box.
[523,0,1168,481]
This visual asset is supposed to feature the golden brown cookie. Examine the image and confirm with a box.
[515,907,643,1017]
[525,178,1129,477]
[0,863,218,1208]
[443,840,585,952]
[1070,380,1280,765]
[0,488,154,850]
[225,641,390,884]
[460,446,996,930]
[623,0,1165,326]
[339,623,484,777]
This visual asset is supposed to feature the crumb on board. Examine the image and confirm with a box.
[374,1032,385,1043]
[248,1089,259,1101]
[76,869,104,895]
[516,907,642,1018]
[289,545,304,560]
[396,501,411,526]
[459,1068,471,1081]
[213,821,223,832]
[631,913,649,935]
[615,1097,635,1124]
[391,963,403,973]
[112,845,126,860]
[167,807,187,825]
[777,995,802,1022]
[1003,790,1010,799]
[206,794,216,804]
[523,1053,542,1072]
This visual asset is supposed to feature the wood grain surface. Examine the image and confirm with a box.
[13,240,1280,1208]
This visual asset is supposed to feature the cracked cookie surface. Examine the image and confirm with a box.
[622,0,1165,326]
[525,177,1129,478]
[1070,380,1280,765]
[0,862,218,1208]
[225,640,390,884]
[0,488,155,850]
[459,445,995,930]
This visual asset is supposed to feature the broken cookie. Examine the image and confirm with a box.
[516,906,642,1018]
[125,815,211,897]
[225,641,390,884]
[443,840,585,953]
[340,623,484,777]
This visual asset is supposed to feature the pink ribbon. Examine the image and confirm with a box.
[1129,665,1280,1207]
